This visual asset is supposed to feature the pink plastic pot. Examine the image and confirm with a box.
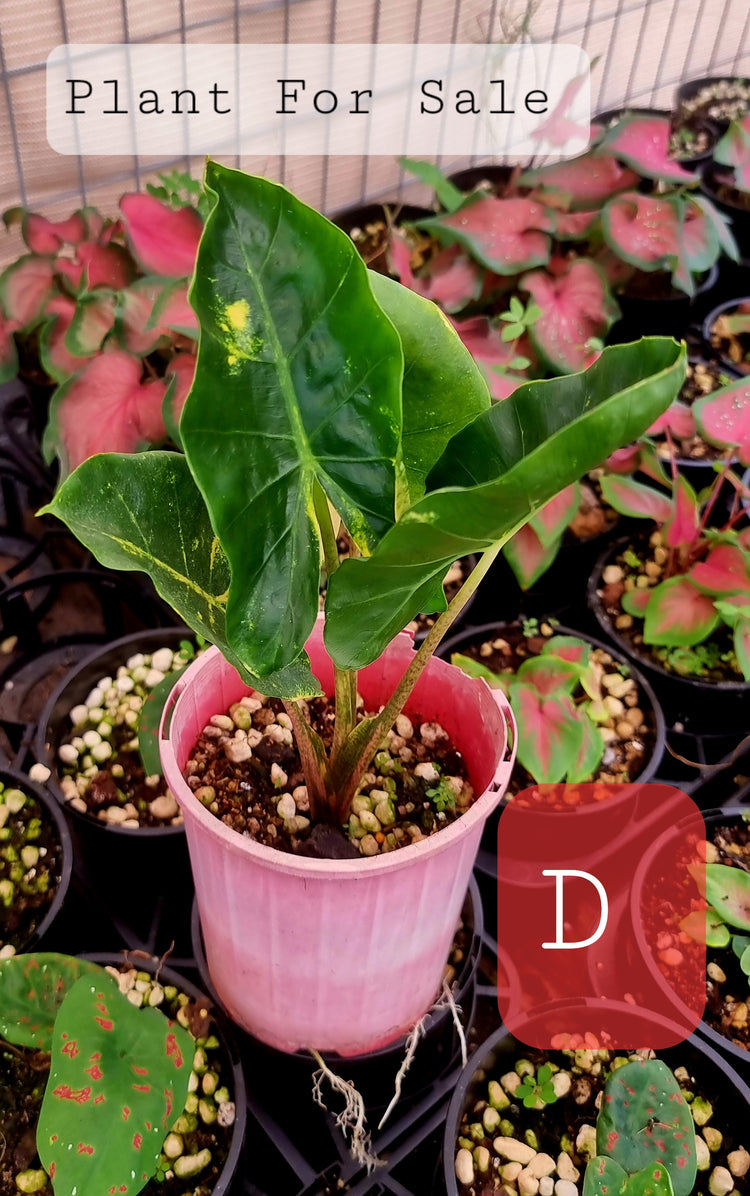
[160,617,515,1056]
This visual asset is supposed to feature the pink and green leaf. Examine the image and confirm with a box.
[690,193,740,262]
[450,315,532,400]
[0,952,106,1051]
[38,971,192,1196]
[643,576,720,647]
[621,587,653,617]
[0,255,57,328]
[601,114,699,183]
[690,544,750,596]
[693,377,750,466]
[600,474,673,522]
[148,278,199,337]
[521,258,619,373]
[503,523,562,589]
[567,713,605,783]
[39,295,92,382]
[646,401,695,439]
[515,653,582,696]
[602,193,681,272]
[65,290,118,356]
[416,245,484,312]
[554,209,600,240]
[735,618,750,680]
[663,475,699,548]
[77,241,136,291]
[23,211,86,253]
[162,352,196,446]
[679,908,730,949]
[416,195,553,274]
[509,683,584,783]
[116,279,172,356]
[0,311,19,382]
[120,191,202,277]
[714,115,750,188]
[518,153,639,208]
[541,635,591,668]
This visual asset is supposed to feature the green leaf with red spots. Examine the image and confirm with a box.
[38,970,192,1196]
[643,576,720,647]
[595,1058,696,1196]
[600,114,698,184]
[585,1156,675,1196]
[705,864,750,932]
[508,683,584,783]
[520,259,619,374]
[0,953,106,1051]
[416,195,554,275]
[693,377,750,466]
[600,475,673,523]
[519,153,639,208]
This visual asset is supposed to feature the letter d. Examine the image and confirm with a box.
[541,869,608,949]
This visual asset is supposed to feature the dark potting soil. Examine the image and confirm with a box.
[710,304,750,374]
[0,782,61,955]
[678,80,750,126]
[668,114,717,160]
[597,534,743,682]
[347,215,435,273]
[453,1043,747,1196]
[567,478,619,543]
[185,694,473,859]
[641,821,750,1052]
[622,270,683,302]
[653,360,736,462]
[0,964,236,1196]
[450,622,655,801]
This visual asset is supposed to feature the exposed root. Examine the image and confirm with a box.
[441,977,468,1068]
[310,1050,382,1172]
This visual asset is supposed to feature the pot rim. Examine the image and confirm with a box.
[587,534,750,693]
[438,617,667,791]
[159,631,516,878]
[701,295,750,379]
[33,627,192,839]
[1,762,73,952]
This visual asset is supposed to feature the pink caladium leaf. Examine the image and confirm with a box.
[54,257,86,292]
[605,444,642,474]
[530,66,592,149]
[622,587,652,617]
[600,474,673,522]
[531,483,580,548]
[78,241,136,291]
[0,255,57,328]
[502,524,562,588]
[120,192,202,277]
[568,714,605,783]
[518,153,639,208]
[508,683,584,783]
[37,971,192,1196]
[664,475,699,548]
[602,192,681,272]
[148,278,199,337]
[43,350,168,476]
[680,199,720,272]
[23,211,86,253]
[0,310,19,382]
[646,401,696,439]
[693,377,750,466]
[554,210,600,240]
[40,295,92,382]
[520,258,619,374]
[116,279,172,356]
[715,115,750,191]
[739,528,750,552]
[162,352,196,446]
[601,113,699,183]
[416,245,484,312]
[416,195,553,274]
[644,576,720,646]
[690,193,740,262]
[595,246,635,289]
[387,230,417,289]
[449,315,531,400]
[515,653,582,696]
[65,290,118,357]
[541,635,591,667]
[690,544,750,596]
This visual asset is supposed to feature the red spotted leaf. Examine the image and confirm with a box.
[693,377,750,465]
[601,114,698,183]
[643,576,720,647]
[43,350,168,476]
[40,295,92,382]
[23,211,86,253]
[664,475,699,548]
[38,970,192,1196]
[449,315,531,400]
[622,587,652,617]
[416,195,553,274]
[602,193,681,271]
[508,683,584,783]
[515,653,582,696]
[0,255,56,328]
[518,153,639,208]
[0,952,106,1051]
[690,543,750,595]
[120,192,202,277]
[647,401,695,439]
[521,259,619,373]
[503,523,561,588]
[600,474,673,522]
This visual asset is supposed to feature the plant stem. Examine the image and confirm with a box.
[695,451,734,544]
[334,540,506,808]
[313,481,358,753]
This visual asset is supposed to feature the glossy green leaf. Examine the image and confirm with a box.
[181,161,403,676]
[732,933,750,958]
[41,452,321,698]
[568,713,605,782]
[0,953,106,1051]
[367,271,490,515]
[705,863,750,931]
[398,157,465,212]
[38,971,192,1196]
[325,340,686,669]
[585,1158,675,1196]
[138,665,188,777]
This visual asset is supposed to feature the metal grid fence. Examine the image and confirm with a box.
[0,0,749,265]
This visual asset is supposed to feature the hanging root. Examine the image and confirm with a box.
[441,977,468,1068]
[310,1050,382,1172]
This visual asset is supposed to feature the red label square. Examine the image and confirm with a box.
[497,783,706,1048]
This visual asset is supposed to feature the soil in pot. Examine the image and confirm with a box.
[651,357,739,464]
[0,778,64,960]
[676,77,750,128]
[55,639,197,829]
[708,301,750,375]
[595,532,744,683]
[0,957,241,1196]
[185,690,473,859]
[450,1038,748,1196]
[331,202,435,273]
[446,619,659,798]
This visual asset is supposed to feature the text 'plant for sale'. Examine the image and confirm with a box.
[43,162,686,830]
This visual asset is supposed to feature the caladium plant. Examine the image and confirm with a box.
[681,856,750,973]
[0,952,193,1196]
[713,115,750,193]
[42,162,686,826]
[0,171,204,476]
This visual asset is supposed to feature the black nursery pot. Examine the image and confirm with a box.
[675,75,750,130]
[191,876,483,1119]
[442,1004,750,1196]
[438,620,667,862]
[701,168,750,263]
[702,295,750,378]
[608,263,720,344]
[594,106,719,168]
[33,628,195,956]
[588,536,750,735]
[446,164,515,194]
[0,762,72,954]
[328,201,435,273]
[80,952,246,1196]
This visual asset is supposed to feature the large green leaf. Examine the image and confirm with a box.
[325,340,686,669]
[41,452,321,698]
[180,161,403,676]
[38,972,192,1196]
[367,271,491,515]
[0,953,106,1051]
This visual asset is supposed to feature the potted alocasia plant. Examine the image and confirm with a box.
[41,161,685,1057]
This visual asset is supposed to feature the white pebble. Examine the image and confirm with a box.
[91,741,112,763]
[493,1138,537,1165]
[395,714,413,739]
[127,653,145,669]
[151,647,174,673]
[97,722,112,738]
[116,675,135,693]
[217,1101,235,1127]
[210,715,234,731]
[240,696,262,712]
[557,1154,580,1183]
[82,729,101,748]
[293,785,309,811]
[271,763,288,788]
[528,1155,556,1179]
[144,669,165,688]
[150,793,179,820]
[420,721,448,748]
[519,1170,540,1196]
[70,704,89,726]
[58,743,79,765]
[0,944,17,959]
[455,1149,475,1186]
[276,712,293,729]
[29,763,51,783]
[86,687,104,707]
[121,819,140,829]
[277,793,297,820]
[414,762,439,783]
[105,806,129,824]
[225,740,252,764]
[555,1181,579,1196]
[540,1180,555,1196]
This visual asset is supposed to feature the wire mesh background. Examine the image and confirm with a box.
[1,0,749,266]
